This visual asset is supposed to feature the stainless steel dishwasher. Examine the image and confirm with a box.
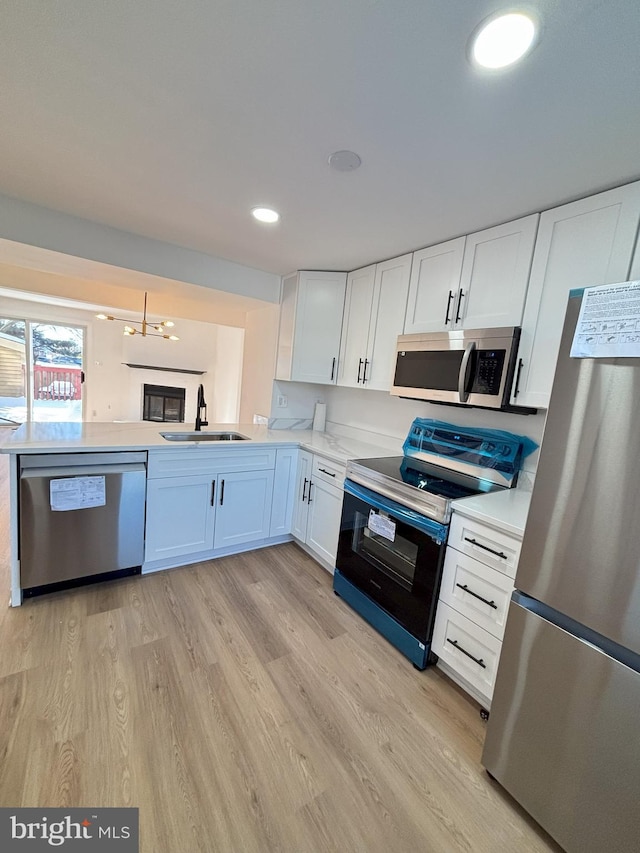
[19,451,147,595]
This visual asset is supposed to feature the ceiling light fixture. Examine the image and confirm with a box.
[470,11,538,69]
[251,207,280,224]
[96,292,179,340]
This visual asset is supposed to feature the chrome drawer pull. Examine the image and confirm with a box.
[463,536,507,560]
[447,638,487,669]
[318,467,336,477]
[456,583,498,610]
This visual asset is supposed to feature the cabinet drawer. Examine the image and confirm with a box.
[148,447,276,479]
[448,513,521,577]
[312,455,346,487]
[432,602,502,705]
[439,548,513,640]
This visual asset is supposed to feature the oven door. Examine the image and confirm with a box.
[336,479,447,641]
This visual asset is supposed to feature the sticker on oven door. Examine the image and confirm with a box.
[368,510,396,542]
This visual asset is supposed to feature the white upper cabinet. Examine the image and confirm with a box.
[338,254,412,392]
[457,214,539,329]
[338,264,376,387]
[404,237,465,334]
[276,270,347,385]
[511,182,640,408]
[366,254,413,390]
[404,216,538,335]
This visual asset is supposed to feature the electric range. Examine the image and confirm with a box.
[334,419,532,669]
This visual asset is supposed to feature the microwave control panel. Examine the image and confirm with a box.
[471,349,506,395]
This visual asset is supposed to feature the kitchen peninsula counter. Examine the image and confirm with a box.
[1,421,399,465]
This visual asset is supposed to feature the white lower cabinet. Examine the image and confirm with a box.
[144,447,281,570]
[305,477,344,567]
[146,474,216,562]
[292,451,345,571]
[432,602,503,705]
[432,511,522,709]
[213,469,274,549]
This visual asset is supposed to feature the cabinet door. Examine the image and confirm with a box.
[306,478,343,569]
[337,265,376,388]
[270,447,298,537]
[291,449,312,541]
[512,182,640,408]
[365,253,412,391]
[458,214,539,329]
[214,469,275,549]
[290,271,347,384]
[404,237,465,333]
[145,475,215,562]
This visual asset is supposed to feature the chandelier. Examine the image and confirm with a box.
[96,292,179,340]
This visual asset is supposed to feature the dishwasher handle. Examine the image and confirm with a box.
[20,462,147,479]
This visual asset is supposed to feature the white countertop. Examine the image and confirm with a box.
[451,487,532,538]
[0,421,399,466]
[3,421,530,534]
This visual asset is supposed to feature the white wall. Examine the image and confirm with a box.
[213,326,245,423]
[0,293,243,423]
[239,303,280,423]
[323,384,546,474]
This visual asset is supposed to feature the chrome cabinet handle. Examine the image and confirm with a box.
[458,341,476,403]
[445,290,454,325]
[302,477,308,502]
[455,583,498,609]
[463,536,507,560]
[447,638,486,669]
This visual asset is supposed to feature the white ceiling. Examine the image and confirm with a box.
[1,0,639,276]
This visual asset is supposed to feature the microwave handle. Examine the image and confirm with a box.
[458,342,476,402]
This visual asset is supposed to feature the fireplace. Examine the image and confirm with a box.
[143,384,185,423]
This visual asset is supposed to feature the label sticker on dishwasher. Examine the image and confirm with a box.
[50,476,106,511]
[368,510,396,542]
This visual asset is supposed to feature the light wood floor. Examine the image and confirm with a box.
[0,446,559,852]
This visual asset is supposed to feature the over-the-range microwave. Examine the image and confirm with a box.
[390,326,521,410]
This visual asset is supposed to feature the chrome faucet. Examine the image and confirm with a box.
[195,384,208,431]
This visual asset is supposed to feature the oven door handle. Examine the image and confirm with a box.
[458,341,476,403]
[343,478,448,543]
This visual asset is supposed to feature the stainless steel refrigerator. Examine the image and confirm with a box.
[482,290,640,853]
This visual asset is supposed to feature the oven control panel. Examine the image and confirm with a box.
[404,420,526,476]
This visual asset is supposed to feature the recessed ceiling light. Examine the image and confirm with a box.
[470,11,538,70]
[328,150,362,172]
[251,207,280,224]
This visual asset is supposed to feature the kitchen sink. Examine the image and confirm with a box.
[161,431,249,442]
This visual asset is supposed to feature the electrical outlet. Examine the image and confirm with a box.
[277,395,288,407]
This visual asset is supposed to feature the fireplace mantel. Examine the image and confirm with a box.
[124,363,206,375]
